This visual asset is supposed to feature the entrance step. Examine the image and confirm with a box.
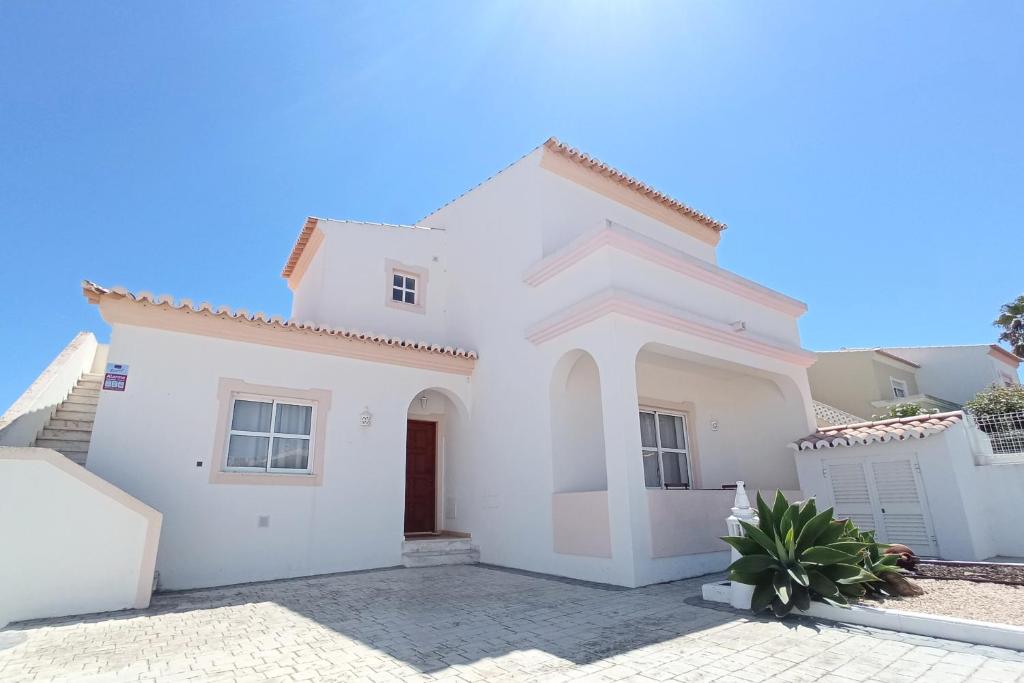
[402,536,479,567]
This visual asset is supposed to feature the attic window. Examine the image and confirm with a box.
[392,273,417,305]
[890,377,909,399]
[384,259,428,314]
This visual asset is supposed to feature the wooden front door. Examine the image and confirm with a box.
[405,420,437,534]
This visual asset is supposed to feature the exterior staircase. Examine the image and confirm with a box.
[402,534,480,567]
[31,373,102,466]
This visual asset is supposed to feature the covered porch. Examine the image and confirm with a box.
[546,315,815,587]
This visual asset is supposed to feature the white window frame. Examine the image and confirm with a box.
[890,377,909,400]
[223,393,317,475]
[640,409,693,490]
[391,272,418,306]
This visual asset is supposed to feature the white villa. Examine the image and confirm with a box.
[2,139,825,622]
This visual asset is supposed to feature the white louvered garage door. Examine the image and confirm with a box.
[822,454,938,556]
[822,461,879,533]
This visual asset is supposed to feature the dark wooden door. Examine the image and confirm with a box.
[405,420,437,534]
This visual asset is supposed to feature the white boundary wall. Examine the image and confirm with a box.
[795,422,1024,560]
[0,448,162,627]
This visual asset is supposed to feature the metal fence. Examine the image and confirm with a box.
[967,410,1024,455]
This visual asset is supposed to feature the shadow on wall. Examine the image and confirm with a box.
[2,565,741,674]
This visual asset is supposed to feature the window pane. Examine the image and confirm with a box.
[663,452,691,487]
[404,290,415,304]
[231,400,272,432]
[275,403,312,435]
[393,274,403,287]
[658,414,686,450]
[639,412,658,448]
[226,434,269,468]
[405,277,416,291]
[642,449,661,487]
[393,287,405,302]
[271,438,310,470]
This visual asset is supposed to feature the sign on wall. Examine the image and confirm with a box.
[102,363,129,392]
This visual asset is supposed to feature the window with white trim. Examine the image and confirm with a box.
[639,409,692,489]
[224,395,315,473]
[391,272,417,306]
[890,377,909,399]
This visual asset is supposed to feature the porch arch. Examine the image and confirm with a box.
[549,349,608,493]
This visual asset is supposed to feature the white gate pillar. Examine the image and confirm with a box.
[726,481,758,609]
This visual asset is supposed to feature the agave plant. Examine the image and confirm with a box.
[842,524,903,596]
[722,491,880,617]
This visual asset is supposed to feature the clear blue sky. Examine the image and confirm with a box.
[1,2,1021,410]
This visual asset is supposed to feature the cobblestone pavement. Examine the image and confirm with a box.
[2,565,1023,682]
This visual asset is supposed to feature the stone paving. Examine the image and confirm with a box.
[1,565,1023,682]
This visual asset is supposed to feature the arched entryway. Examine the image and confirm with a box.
[403,388,468,536]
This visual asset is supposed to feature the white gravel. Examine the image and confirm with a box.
[863,578,1024,626]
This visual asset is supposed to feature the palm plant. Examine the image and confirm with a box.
[994,295,1024,358]
[721,491,880,617]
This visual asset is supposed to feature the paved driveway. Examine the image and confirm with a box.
[1,565,1022,682]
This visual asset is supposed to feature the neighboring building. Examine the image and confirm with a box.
[808,345,1021,424]
[885,345,1021,405]
[1,138,817,594]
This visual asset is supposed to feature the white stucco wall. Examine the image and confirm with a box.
[87,324,470,590]
[794,423,1023,562]
[291,221,449,343]
[0,448,160,627]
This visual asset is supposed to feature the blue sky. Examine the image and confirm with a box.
[1,1,1021,410]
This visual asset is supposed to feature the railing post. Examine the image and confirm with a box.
[726,480,758,609]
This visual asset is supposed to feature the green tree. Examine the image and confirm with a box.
[994,294,1024,357]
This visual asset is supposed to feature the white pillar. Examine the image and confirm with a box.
[593,337,649,587]
[727,481,758,609]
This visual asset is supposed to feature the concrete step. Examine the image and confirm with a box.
[402,537,479,567]
[61,450,88,466]
[39,427,93,440]
[35,437,92,451]
[48,417,94,430]
[54,408,96,421]
[83,373,104,381]
[63,394,99,407]
[72,386,101,397]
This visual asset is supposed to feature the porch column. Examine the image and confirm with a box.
[593,343,651,587]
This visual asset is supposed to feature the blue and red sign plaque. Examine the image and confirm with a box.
[102,363,129,392]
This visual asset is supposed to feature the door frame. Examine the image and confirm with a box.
[405,414,446,534]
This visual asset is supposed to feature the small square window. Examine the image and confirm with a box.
[890,378,909,399]
[391,272,417,306]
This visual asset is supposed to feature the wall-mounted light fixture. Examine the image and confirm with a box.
[359,407,373,427]
[419,394,429,410]
[730,320,747,333]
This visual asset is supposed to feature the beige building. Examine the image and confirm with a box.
[809,345,1021,425]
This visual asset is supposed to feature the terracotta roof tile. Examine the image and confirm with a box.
[281,216,318,278]
[82,280,478,361]
[542,138,727,232]
[789,411,964,450]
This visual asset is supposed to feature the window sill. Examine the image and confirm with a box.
[209,470,323,487]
